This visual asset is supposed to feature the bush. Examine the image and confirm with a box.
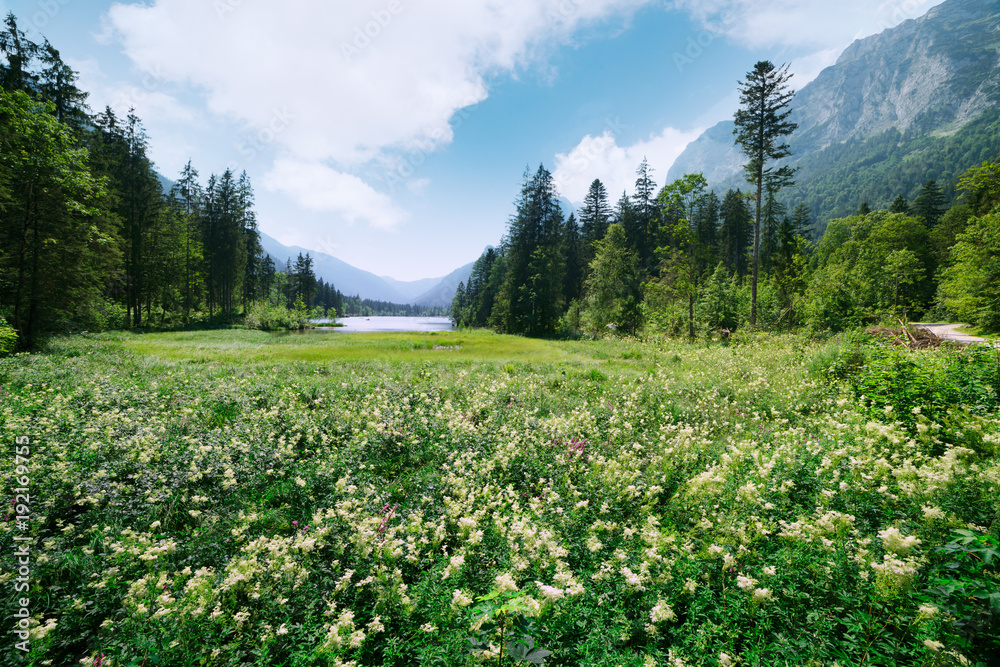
[244,301,301,330]
[0,320,18,356]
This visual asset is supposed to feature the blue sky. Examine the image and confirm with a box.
[2,0,944,281]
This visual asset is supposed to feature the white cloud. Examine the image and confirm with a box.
[104,0,653,226]
[553,126,704,205]
[68,56,204,174]
[264,159,408,230]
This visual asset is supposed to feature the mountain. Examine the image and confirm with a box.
[668,0,1000,229]
[259,231,473,304]
[411,258,477,308]
[379,276,441,301]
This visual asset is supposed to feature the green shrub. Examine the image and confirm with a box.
[245,301,301,330]
[0,320,18,356]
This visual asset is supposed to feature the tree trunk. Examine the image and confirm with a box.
[751,176,762,328]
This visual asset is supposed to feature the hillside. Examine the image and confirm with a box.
[668,0,1000,232]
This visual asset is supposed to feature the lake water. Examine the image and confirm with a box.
[310,316,455,333]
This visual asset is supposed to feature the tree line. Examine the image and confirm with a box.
[0,13,396,347]
[454,61,1000,337]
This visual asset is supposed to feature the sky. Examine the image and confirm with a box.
[2,0,945,281]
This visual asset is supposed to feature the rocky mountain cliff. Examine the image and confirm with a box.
[668,0,1000,192]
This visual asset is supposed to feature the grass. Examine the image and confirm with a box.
[0,329,997,667]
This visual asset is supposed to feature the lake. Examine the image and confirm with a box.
[310,316,455,333]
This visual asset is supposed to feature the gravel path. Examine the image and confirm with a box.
[912,322,996,346]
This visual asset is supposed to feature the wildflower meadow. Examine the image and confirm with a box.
[1,329,998,666]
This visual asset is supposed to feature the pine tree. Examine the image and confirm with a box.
[0,14,38,93]
[170,161,204,323]
[913,179,945,228]
[0,90,115,346]
[492,165,565,336]
[581,224,641,335]
[719,189,752,281]
[632,157,658,269]
[293,253,316,306]
[790,202,813,239]
[733,61,797,326]
[38,41,89,129]
[579,178,611,269]
[889,194,910,214]
[562,212,583,306]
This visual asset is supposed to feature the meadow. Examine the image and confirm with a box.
[1,329,998,667]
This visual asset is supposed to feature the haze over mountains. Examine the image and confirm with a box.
[669,0,1000,233]
[258,232,476,308]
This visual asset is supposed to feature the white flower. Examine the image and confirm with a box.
[719,652,735,667]
[276,624,289,635]
[736,575,757,590]
[752,587,772,603]
[494,572,519,593]
[923,639,944,652]
[649,600,677,623]
[917,604,939,621]
[451,589,473,608]
[878,527,921,555]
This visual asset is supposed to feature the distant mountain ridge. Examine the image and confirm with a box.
[258,232,474,307]
[667,0,1000,226]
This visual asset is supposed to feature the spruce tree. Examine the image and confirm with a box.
[719,189,752,281]
[733,61,797,326]
[579,178,611,268]
[913,179,945,228]
[889,194,910,214]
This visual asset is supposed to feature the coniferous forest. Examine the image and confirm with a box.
[452,65,1000,339]
[0,14,431,350]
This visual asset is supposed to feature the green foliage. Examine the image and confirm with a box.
[581,224,641,336]
[0,318,17,355]
[244,300,301,330]
[467,590,552,665]
[827,335,1000,435]
[923,530,1000,658]
[804,211,934,330]
[938,209,1000,331]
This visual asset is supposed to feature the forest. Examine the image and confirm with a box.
[453,65,1000,340]
[0,14,415,350]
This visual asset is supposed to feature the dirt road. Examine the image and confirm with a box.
[912,322,996,346]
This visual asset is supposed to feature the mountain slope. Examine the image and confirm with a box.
[259,232,410,302]
[411,259,476,308]
[668,0,1000,226]
[259,232,474,305]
